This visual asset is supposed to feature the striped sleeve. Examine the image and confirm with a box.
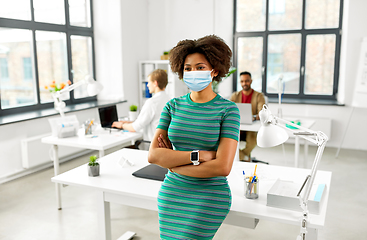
[220,103,240,141]
[157,101,172,131]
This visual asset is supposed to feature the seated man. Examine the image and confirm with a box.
[230,71,265,162]
[112,69,170,141]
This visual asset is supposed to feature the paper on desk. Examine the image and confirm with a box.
[267,179,326,214]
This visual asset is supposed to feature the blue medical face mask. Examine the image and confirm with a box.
[183,70,213,92]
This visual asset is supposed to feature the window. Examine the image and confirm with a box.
[0,28,37,109]
[0,58,9,80]
[268,53,283,77]
[0,0,31,21]
[268,0,285,15]
[69,0,91,27]
[234,0,343,101]
[36,31,69,103]
[0,0,95,116]
[23,57,33,80]
[33,0,65,24]
[70,35,94,99]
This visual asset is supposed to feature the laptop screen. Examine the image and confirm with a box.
[236,103,253,124]
[98,105,118,128]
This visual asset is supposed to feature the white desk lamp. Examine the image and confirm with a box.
[257,105,328,240]
[52,75,103,117]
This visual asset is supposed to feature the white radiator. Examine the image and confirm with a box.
[21,133,84,169]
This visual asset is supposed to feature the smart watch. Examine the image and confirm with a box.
[190,150,200,165]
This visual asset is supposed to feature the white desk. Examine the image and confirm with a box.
[240,118,315,168]
[42,129,143,210]
[52,149,331,240]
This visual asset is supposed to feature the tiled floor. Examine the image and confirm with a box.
[0,144,366,240]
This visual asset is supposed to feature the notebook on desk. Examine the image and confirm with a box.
[132,164,168,181]
[98,105,119,129]
[236,103,253,124]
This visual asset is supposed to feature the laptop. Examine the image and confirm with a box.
[98,105,119,129]
[236,103,253,124]
[132,164,168,181]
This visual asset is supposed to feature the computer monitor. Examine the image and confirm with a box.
[98,105,118,129]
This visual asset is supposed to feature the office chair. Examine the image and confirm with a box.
[134,140,151,150]
[251,156,269,164]
[239,132,269,164]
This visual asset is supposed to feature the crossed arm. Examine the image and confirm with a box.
[148,128,238,178]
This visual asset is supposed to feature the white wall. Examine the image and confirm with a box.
[147,0,235,97]
[327,0,367,150]
[94,0,149,109]
[93,0,124,101]
[120,0,149,108]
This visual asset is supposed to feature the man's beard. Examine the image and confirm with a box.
[242,85,250,91]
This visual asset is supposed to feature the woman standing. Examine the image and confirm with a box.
[148,35,240,240]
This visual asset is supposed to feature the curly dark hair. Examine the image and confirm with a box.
[169,35,232,82]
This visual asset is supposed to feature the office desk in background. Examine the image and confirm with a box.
[42,128,143,210]
[240,117,315,168]
[52,148,331,240]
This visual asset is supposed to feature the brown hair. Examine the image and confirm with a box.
[149,69,168,90]
[169,35,232,82]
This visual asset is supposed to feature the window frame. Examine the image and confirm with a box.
[0,0,96,116]
[233,0,344,101]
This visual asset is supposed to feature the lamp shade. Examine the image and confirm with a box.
[85,76,103,96]
[257,123,289,148]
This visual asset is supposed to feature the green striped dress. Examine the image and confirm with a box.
[156,93,240,240]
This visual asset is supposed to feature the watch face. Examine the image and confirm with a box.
[191,151,198,161]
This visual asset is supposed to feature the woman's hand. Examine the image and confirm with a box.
[111,121,123,129]
[158,134,173,149]
[111,120,133,129]
[157,134,216,161]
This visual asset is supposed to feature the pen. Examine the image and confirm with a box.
[251,175,256,183]
[85,120,94,134]
[249,164,257,182]
[249,165,258,195]
[250,175,256,194]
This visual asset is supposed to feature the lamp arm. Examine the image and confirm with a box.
[57,79,86,95]
[270,117,319,145]
[303,140,327,201]
[51,92,65,117]
[273,115,329,199]
[269,114,329,201]
[273,116,316,134]
[296,140,327,240]
[52,80,86,118]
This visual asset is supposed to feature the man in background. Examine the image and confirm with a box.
[230,71,265,161]
[112,69,170,141]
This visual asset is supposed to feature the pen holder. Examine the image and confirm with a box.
[245,177,259,199]
[83,120,95,135]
